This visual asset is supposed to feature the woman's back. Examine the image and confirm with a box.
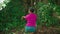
[25,13,37,27]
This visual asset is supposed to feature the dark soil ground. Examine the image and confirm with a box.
[0,26,60,34]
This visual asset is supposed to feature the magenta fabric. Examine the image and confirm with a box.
[24,13,37,27]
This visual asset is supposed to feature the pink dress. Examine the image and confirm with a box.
[24,13,37,27]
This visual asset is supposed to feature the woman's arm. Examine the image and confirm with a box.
[21,14,30,20]
[21,16,25,20]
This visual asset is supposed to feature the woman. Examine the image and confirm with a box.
[22,7,37,34]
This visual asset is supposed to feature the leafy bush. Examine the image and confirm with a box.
[0,0,25,31]
[37,2,60,27]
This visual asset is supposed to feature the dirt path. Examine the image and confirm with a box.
[0,27,60,34]
[9,27,60,34]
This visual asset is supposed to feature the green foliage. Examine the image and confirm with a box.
[48,0,57,4]
[37,2,60,27]
[54,6,60,16]
[0,0,25,31]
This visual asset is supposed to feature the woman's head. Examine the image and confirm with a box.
[28,7,34,13]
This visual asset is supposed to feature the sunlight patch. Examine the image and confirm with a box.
[0,0,4,3]
[0,0,10,10]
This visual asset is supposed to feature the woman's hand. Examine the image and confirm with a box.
[21,16,25,20]
[22,16,25,18]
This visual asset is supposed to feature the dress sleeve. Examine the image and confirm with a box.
[24,14,30,19]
